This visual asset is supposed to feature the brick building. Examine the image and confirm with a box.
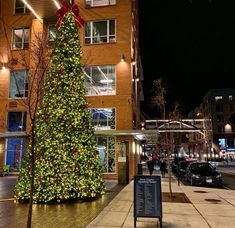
[0,0,143,180]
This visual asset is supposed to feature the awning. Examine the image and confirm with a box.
[94,130,159,141]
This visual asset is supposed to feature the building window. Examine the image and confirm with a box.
[84,65,116,95]
[6,137,26,171]
[216,115,224,123]
[48,24,56,41]
[85,20,116,44]
[91,108,115,130]
[8,112,27,132]
[229,95,233,101]
[14,0,30,14]
[217,126,224,133]
[95,136,115,173]
[9,70,28,98]
[230,104,234,112]
[12,27,30,49]
[218,138,226,149]
[215,96,223,102]
[216,104,223,112]
[85,0,116,7]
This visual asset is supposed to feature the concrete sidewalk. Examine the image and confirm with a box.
[86,173,235,228]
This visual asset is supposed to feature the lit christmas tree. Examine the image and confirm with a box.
[15,2,105,203]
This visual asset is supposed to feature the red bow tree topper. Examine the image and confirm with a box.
[55,0,85,28]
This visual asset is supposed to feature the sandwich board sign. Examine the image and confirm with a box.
[134,175,162,228]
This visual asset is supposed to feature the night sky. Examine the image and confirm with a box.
[138,0,235,117]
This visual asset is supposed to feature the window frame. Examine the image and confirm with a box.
[5,137,26,171]
[90,108,116,130]
[85,19,116,44]
[12,27,30,50]
[9,70,28,98]
[85,0,116,8]
[14,0,30,14]
[84,64,116,96]
[48,24,56,42]
[95,136,116,173]
[7,111,27,132]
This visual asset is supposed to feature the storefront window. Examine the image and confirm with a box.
[6,137,26,171]
[95,136,115,173]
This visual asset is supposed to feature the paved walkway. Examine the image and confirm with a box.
[86,170,235,228]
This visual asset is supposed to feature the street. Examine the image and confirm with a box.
[217,167,235,190]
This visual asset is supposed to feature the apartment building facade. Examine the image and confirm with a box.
[0,0,143,180]
[188,88,235,161]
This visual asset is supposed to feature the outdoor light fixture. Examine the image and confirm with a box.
[121,54,125,62]
[1,63,7,70]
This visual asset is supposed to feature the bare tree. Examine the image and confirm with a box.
[151,79,183,199]
[11,32,51,228]
[151,78,167,119]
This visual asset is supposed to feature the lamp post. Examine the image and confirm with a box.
[225,123,232,166]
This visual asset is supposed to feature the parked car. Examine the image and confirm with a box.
[172,157,186,173]
[177,160,192,176]
[185,162,222,187]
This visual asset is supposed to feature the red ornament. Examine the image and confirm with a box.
[55,0,85,28]
[72,147,78,153]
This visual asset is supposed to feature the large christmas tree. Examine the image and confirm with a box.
[15,3,105,203]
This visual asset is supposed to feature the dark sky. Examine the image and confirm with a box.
[138,0,235,117]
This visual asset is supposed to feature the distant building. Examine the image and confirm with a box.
[188,88,235,161]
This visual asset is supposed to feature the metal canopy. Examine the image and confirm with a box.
[94,130,159,141]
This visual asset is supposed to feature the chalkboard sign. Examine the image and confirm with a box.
[134,175,162,228]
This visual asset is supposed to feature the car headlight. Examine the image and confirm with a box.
[192,174,200,179]
[216,174,222,178]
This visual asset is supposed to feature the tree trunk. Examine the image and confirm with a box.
[27,124,35,228]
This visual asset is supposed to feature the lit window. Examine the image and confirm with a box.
[229,95,233,101]
[8,112,27,132]
[14,0,30,14]
[215,96,223,101]
[91,108,115,130]
[85,0,116,7]
[6,137,26,171]
[9,70,28,98]
[218,138,226,149]
[84,65,116,95]
[12,27,30,49]
[85,20,116,44]
[48,24,56,41]
[95,136,115,173]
